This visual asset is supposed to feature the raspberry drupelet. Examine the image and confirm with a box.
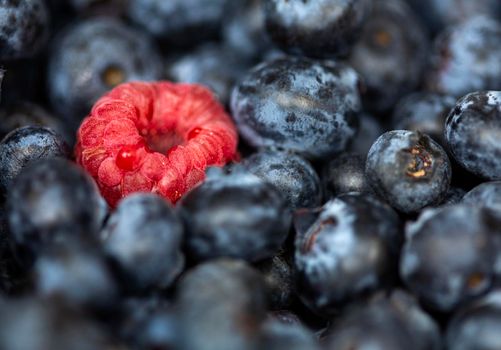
[75,81,239,207]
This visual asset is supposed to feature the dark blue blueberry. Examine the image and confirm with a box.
[242,150,321,210]
[69,0,124,12]
[260,313,320,350]
[0,297,112,350]
[7,158,106,254]
[325,290,442,350]
[0,0,49,59]
[231,57,361,159]
[406,0,501,35]
[0,102,71,144]
[101,193,184,291]
[256,251,295,309]
[366,130,452,213]
[48,17,163,126]
[264,0,371,58]
[347,112,384,157]
[322,153,373,198]
[120,297,178,350]
[446,290,501,350]
[180,168,290,262]
[349,0,429,113]
[167,43,251,105]
[392,92,456,147]
[400,205,501,312]
[438,186,466,206]
[294,193,401,315]
[127,0,229,47]
[462,181,501,212]
[223,0,270,61]
[445,91,501,180]
[0,126,69,195]
[177,259,266,350]
[426,16,501,97]
[34,242,117,308]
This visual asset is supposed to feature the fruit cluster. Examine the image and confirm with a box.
[0,0,500,349]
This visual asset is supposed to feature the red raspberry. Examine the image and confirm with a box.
[75,81,238,207]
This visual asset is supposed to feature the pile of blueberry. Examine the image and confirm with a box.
[0,0,501,349]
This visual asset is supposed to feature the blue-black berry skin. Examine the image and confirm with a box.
[34,242,117,308]
[223,0,270,61]
[348,113,384,157]
[294,193,401,315]
[322,153,373,198]
[243,150,321,210]
[180,168,291,262]
[400,205,501,312]
[231,57,361,159]
[101,193,184,291]
[349,0,429,113]
[325,290,442,350]
[127,0,228,47]
[392,92,456,147]
[462,181,501,212]
[406,0,501,35]
[0,0,49,59]
[256,252,295,309]
[7,158,106,253]
[439,186,466,207]
[264,0,371,58]
[446,290,501,350]
[177,259,266,350]
[426,16,501,98]
[366,130,452,213]
[445,91,501,180]
[0,126,69,195]
[48,17,163,125]
[167,43,251,105]
[260,314,320,350]
[0,102,71,144]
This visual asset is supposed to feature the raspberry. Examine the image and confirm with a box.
[75,81,238,207]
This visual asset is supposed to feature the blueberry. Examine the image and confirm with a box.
[231,57,361,159]
[177,259,266,350]
[426,16,501,97]
[438,186,466,206]
[34,241,117,308]
[243,150,322,210]
[366,130,452,213]
[462,181,501,212]
[406,0,501,36]
[256,251,295,309]
[294,193,401,315]
[7,158,106,254]
[446,290,501,350]
[260,314,320,350]
[0,0,49,59]
[0,297,112,350]
[347,112,384,157]
[48,17,163,126]
[445,91,501,180]
[223,0,270,61]
[127,0,229,47]
[264,0,371,58]
[325,290,442,350]
[322,153,373,198]
[348,0,429,113]
[120,297,178,350]
[167,43,251,105]
[101,193,184,291]
[0,102,71,144]
[180,168,290,262]
[0,126,69,195]
[392,92,456,147]
[400,205,501,312]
